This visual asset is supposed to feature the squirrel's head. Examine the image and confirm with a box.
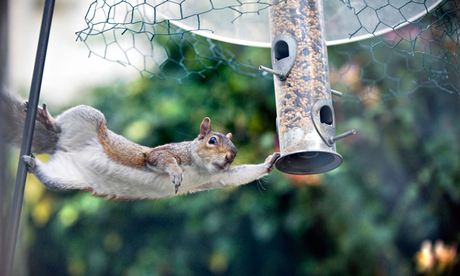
[193,117,237,173]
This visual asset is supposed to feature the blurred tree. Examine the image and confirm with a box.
[20,12,460,276]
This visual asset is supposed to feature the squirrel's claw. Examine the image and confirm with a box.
[36,103,59,132]
[22,101,29,113]
[170,172,183,194]
[265,152,280,173]
[23,102,58,132]
[175,184,180,194]
[22,155,36,172]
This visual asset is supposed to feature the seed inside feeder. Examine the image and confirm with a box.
[269,0,343,174]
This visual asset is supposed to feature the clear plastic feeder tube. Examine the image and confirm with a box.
[270,0,342,174]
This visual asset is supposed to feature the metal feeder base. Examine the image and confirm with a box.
[275,150,343,175]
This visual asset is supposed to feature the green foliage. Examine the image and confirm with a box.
[22,34,460,276]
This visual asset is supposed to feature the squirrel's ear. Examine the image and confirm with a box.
[226,133,233,140]
[198,117,212,139]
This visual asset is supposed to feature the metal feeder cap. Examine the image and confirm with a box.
[275,150,343,175]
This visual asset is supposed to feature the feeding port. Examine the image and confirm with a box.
[268,0,354,174]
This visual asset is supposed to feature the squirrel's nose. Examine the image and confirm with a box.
[226,149,237,162]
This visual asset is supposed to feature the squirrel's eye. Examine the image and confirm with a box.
[208,137,217,145]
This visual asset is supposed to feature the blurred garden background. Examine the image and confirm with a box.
[2,0,460,275]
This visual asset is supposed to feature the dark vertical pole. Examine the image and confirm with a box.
[0,0,9,272]
[4,0,55,275]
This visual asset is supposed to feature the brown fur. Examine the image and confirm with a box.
[97,122,150,168]
[194,132,237,163]
[98,117,237,174]
[147,143,193,167]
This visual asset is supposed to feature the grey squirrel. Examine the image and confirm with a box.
[0,92,280,200]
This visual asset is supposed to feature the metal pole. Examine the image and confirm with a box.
[4,0,55,274]
[0,0,9,272]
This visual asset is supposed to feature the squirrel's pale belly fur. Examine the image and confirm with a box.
[24,104,278,200]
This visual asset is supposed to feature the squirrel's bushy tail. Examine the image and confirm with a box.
[0,90,59,154]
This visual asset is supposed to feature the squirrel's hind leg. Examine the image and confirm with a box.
[36,104,59,132]
[22,155,79,191]
[23,102,59,132]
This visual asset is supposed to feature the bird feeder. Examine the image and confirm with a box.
[260,0,355,174]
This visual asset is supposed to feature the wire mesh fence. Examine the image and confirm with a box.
[75,0,460,100]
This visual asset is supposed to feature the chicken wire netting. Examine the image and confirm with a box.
[75,0,460,101]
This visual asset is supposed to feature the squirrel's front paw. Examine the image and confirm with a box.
[22,155,36,172]
[264,153,280,173]
[169,171,183,194]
